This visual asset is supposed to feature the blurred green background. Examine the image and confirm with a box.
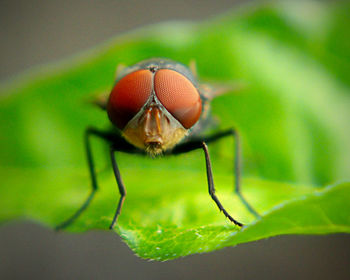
[1,0,350,279]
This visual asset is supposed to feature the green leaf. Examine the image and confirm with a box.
[1,1,349,261]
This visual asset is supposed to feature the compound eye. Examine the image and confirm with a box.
[154,69,202,129]
[107,70,152,130]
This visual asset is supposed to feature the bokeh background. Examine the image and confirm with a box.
[1,0,349,279]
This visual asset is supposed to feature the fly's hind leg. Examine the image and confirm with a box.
[228,128,260,218]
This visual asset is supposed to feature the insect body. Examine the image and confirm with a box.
[56,58,259,230]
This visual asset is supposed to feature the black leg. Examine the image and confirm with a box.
[202,142,243,226]
[56,127,121,230]
[228,129,260,219]
[171,128,260,220]
[109,146,127,229]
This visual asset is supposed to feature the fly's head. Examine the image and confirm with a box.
[106,59,203,156]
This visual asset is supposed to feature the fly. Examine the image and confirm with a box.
[56,58,260,230]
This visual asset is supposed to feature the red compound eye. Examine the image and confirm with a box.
[107,70,153,130]
[154,69,202,129]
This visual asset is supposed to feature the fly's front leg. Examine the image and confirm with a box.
[56,127,107,230]
[56,127,138,230]
[109,146,126,229]
[202,142,243,226]
[171,136,242,226]
[171,128,260,223]
[197,128,259,219]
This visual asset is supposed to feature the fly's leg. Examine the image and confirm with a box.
[109,146,126,229]
[171,139,242,226]
[56,127,105,230]
[170,128,260,225]
[196,128,259,218]
[202,142,243,226]
[228,128,260,218]
[56,125,141,230]
[56,127,138,230]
